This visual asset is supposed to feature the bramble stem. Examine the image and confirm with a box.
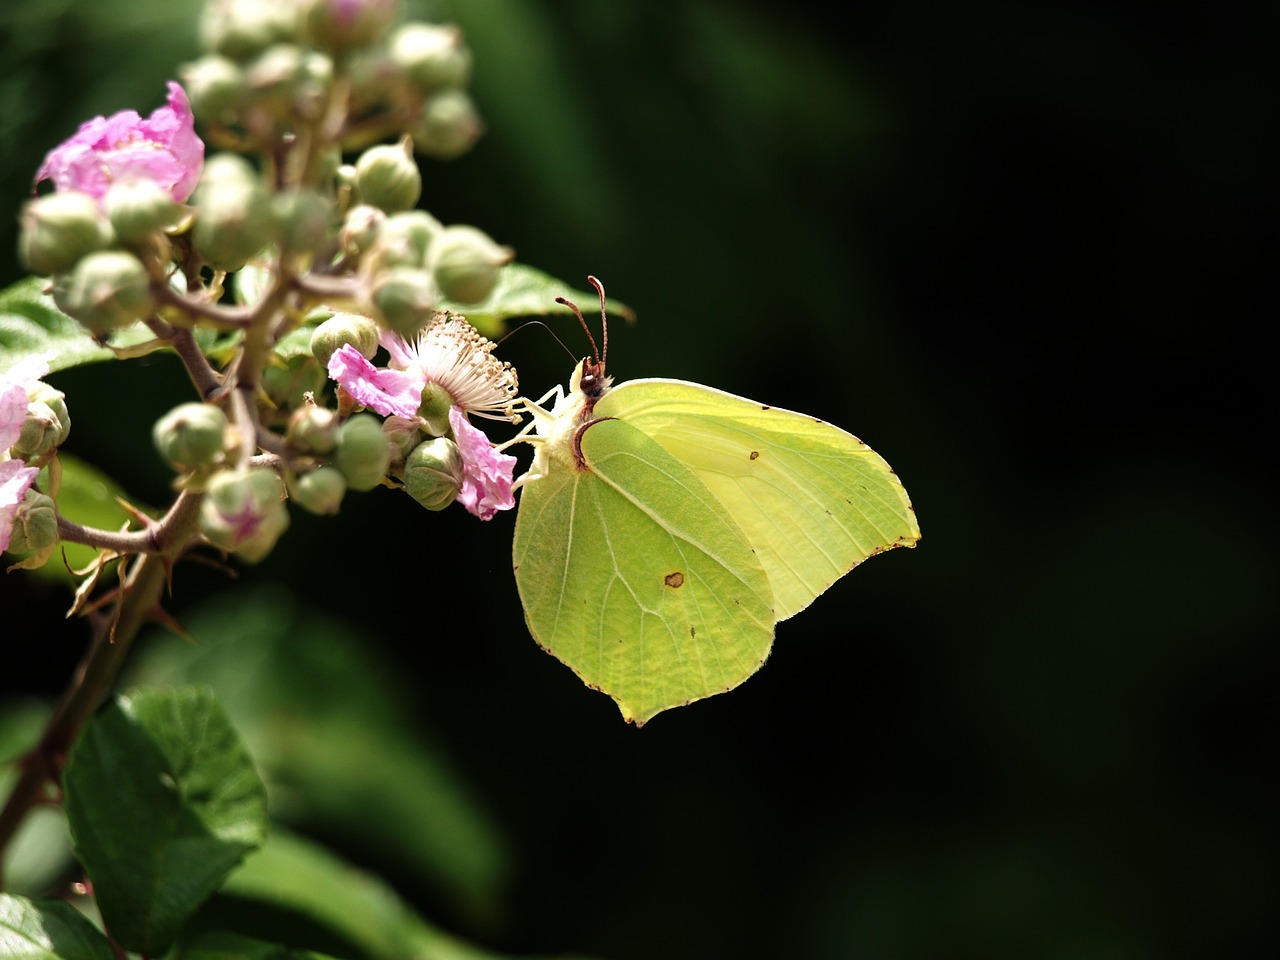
[0,492,203,882]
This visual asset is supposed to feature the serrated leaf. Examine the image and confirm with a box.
[127,585,509,926]
[0,277,148,375]
[439,263,633,338]
[0,276,216,376]
[0,894,114,960]
[62,687,268,956]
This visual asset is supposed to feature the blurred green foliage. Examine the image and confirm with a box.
[1,1,1273,959]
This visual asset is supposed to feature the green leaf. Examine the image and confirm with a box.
[439,263,633,338]
[0,803,71,902]
[217,828,593,960]
[62,687,268,956]
[0,703,73,896]
[0,276,216,376]
[127,585,509,927]
[270,323,319,362]
[178,930,341,960]
[0,277,143,375]
[0,894,114,960]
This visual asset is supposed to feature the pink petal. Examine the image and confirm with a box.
[449,407,515,520]
[151,82,204,201]
[327,343,425,419]
[34,83,204,202]
[1,358,49,450]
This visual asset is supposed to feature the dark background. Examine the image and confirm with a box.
[2,1,1273,958]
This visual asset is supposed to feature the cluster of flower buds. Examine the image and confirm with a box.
[5,0,525,568]
[17,83,201,339]
[187,0,481,160]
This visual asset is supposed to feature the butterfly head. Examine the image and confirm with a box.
[578,356,611,402]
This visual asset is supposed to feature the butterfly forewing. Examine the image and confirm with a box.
[598,379,920,621]
[512,415,775,725]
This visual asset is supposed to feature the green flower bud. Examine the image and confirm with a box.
[286,403,340,453]
[53,250,154,337]
[345,49,406,116]
[4,492,58,556]
[245,45,333,121]
[428,224,512,304]
[18,192,113,276]
[368,209,443,271]
[403,436,463,511]
[200,0,299,61]
[104,179,187,244]
[261,354,327,417]
[334,412,392,491]
[245,43,308,106]
[10,381,71,461]
[288,465,346,515]
[370,267,436,337]
[311,312,381,367]
[302,0,397,53]
[273,188,336,257]
[417,380,453,438]
[340,204,386,258]
[11,401,63,461]
[389,22,473,93]
[298,51,335,114]
[413,89,483,161]
[335,162,359,194]
[201,467,290,563]
[180,54,247,122]
[354,136,421,213]
[153,401,229,472]
[381,414,423,464]
[200,152,259,189]
[191,155,276,271]
[10,391,71,462]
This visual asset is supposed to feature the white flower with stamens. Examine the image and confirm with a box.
[325,313,519,520]
[328,315,517,421]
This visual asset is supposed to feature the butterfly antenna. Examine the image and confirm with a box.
[587,275,608,369]
[555,287,602,366]
[495,319,574,360]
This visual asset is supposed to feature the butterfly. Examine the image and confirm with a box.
[511,277,919,725]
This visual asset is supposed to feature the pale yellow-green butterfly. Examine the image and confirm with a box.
[512,277,919,725]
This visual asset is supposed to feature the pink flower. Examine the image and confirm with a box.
[1,358,49,553]
[325,316,519,519]
[35,82,204,202]
[328,318,518,423]
[449,407,516,521]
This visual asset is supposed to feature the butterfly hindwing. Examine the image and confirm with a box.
[597,379,920,621]
[513,414,775,725]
